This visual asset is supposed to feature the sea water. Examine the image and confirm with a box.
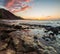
[1,20,60,27]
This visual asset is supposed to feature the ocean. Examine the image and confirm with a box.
[1,20,60,27]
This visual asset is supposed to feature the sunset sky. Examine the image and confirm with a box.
[0,0,60,20]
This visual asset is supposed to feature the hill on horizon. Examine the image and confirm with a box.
[0,8,23,20]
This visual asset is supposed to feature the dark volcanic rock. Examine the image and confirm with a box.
[0,8,23,20]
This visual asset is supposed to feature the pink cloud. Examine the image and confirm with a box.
[5,0,31,13]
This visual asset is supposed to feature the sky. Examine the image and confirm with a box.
[0,0,60,20]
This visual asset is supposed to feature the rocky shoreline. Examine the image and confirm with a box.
[0,23,60,54]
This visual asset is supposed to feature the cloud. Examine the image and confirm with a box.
[5,0,15,8]
[4,0,31,12]
[24,0,31,2]
[12,5,30,12]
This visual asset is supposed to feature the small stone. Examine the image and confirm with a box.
[6,49,16,54]
[0,42,8,51]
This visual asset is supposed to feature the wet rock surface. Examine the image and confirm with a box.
[0,24,60,54]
